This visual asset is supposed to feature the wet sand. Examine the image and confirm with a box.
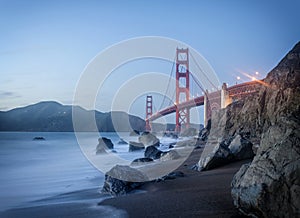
[100,148,250,217]
[0,148,250,218]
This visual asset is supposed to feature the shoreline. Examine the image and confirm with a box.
[1,147,250,217]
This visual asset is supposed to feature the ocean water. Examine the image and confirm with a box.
[0,132,149,212]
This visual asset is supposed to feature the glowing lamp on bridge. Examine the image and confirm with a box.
[252,76,257,81]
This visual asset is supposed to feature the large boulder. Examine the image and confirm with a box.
[197,138,233,171]
[228,132,254,160]
[160,150,181,162]
[139,132,160,147]
[102,165,149,196]
[231,126,300,217]
[128,141,145,152]
[96,137,114,154]
[230,42,300,217]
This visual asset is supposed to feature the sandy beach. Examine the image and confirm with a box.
[0,147,250,218]
[100,148,250,217]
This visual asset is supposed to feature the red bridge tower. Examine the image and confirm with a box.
[175,48,190,132]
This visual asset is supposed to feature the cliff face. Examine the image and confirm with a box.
[230,42,300,217]
[198,42,300,217]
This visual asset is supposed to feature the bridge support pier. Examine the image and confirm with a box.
[221,83,232,108]
[204,83,232,127]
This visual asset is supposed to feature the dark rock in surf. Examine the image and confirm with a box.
[138,132,160,147]
[131,157,153,165]
[144,145,164,160]
[102,165,149,196]
[33,136,45,140]
[96,137,114,154]
[128,141,145,152]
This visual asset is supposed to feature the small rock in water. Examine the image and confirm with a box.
[129,130,140,136]
[128,141,145,152]
[118,138,128,145]
[131,157,153,165]
[33,136,45,140]
[96,137,114,154]
[144,145,164,159]
[139,132,160,147]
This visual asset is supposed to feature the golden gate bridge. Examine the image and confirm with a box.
[145,48,262,132]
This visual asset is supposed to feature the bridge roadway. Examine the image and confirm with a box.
[147,80,260,122]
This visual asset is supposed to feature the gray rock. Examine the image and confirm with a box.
[160,150,181,161]
[128,141,144,152]
[230,42,300,217]
[197,139,233,171]
[118,138,128,145]
[228,133,254,160]
[144,145,164,160]
[158,171,184,181]
[102,165,149,196]
[96,137,114,154]
[139,132,160,147]
[131,157,153,165]
[232,126,300,218]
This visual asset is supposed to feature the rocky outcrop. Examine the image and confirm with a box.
[102,165,149,196]
[194,42,300,217]
[138,132,160,147]
[96,137,114,154]
[128,141,145,152]
[231,125,300,217]
[229,42,300,217]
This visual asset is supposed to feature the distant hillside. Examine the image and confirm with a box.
[0,101,146,132]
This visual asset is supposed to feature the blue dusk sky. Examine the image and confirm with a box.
[0,0,299,121]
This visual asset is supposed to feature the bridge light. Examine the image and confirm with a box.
[255,71,259,75]
[252,76,257,81]
[237,76,241,80]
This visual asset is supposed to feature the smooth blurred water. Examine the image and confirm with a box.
[0,132,179,212]
[0,132,133,211]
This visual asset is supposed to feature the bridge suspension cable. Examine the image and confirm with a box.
[158,54,176,111]
[189,51,218,91]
